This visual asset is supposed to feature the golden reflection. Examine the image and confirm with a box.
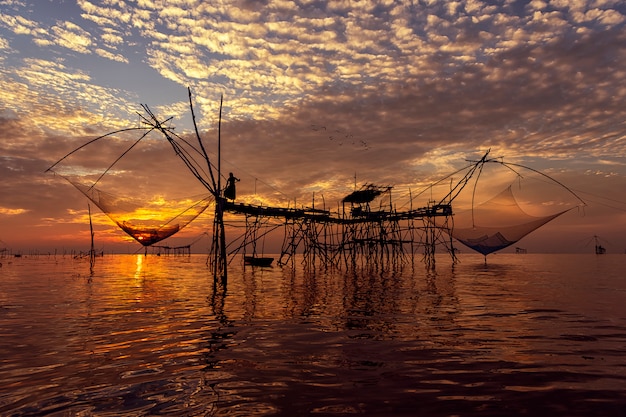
[134,254,144,280]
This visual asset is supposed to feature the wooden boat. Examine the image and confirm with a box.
[244,256,274,267]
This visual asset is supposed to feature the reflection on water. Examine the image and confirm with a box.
[0,254,625,416]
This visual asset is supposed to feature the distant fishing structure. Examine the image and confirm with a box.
[46,89,586,279]
[590,235,608,254]
[152,232,209,256]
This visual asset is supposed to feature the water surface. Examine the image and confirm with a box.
[1,253,625,416]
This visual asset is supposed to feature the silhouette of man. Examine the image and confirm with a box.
[224,172,239,200]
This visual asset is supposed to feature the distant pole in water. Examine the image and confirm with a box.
[88,203,95,268]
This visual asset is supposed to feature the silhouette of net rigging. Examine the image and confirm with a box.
[449,185,570,255]
[67,180,213,246]
[46,115,215,248]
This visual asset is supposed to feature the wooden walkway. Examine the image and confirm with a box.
[223,201,452,223]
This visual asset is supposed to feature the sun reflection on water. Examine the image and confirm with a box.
[1,254,625,416]
[134,253,143,280]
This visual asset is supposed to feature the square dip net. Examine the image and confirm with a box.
[47,124,213,247]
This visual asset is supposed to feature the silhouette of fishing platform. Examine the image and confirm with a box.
[46,90,585,281]
[223,200,452,223]
[221,197,455,269]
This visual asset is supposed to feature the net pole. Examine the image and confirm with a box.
[212,95,227,284]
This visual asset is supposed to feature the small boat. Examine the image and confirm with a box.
[244,256,274,267]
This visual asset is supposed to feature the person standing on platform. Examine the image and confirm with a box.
[224,172,239,200]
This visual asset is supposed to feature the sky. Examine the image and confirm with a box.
[1,0,626,255]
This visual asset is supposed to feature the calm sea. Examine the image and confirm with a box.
[0,253,625,416]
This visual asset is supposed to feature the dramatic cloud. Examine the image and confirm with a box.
[0,0,625,252]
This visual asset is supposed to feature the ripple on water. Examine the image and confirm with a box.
[1,254,626,416]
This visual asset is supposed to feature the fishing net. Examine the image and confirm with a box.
[449,185,570,255]
[47,120,215,247]
[68,180,212,246]
[421,152,586,256]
